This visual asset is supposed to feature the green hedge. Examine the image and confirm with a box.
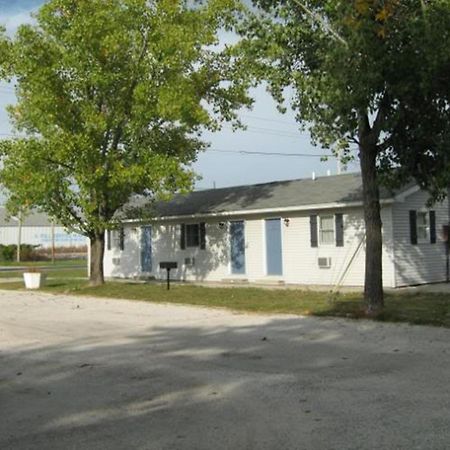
[0,244,46,262]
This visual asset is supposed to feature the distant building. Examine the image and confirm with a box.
[0,208,87,249]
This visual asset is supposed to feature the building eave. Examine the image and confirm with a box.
[122,198,395,224]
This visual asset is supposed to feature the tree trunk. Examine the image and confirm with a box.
[359,140,384,315]
[89,232,105,286]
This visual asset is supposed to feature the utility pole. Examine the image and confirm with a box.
[16,211,22,263]
[51,220,55,264]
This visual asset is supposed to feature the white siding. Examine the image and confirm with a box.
[392,190,448,287]
[280,207,394,287]
[105,222,231,281]
[104,227,141,278]
[244,218,266,280]
[103,207,396,287]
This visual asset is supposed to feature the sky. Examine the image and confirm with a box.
[0,0,358,191]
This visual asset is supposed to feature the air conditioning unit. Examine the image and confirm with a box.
[184,257,195,266]
[318,257,332,269]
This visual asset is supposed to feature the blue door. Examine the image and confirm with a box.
[230,221,246,274]
[265,219,283,275]
[141,226,152,272]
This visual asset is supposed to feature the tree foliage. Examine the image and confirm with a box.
[0,0,252,283]
[244,0,450,177]
[242,0,450,311]
[0,0,252,233]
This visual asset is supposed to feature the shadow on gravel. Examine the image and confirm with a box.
[1,316,449,450]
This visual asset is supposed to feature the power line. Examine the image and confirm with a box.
[208,148,329,158]
[222,124,302,139]
[240,113,299,128]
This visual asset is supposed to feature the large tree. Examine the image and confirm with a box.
[0,0,252,285]
[242,0,450,313]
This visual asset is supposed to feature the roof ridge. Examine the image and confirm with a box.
[193,171,360,195]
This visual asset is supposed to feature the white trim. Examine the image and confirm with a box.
[121,199,395,225]
[394,185,421,202]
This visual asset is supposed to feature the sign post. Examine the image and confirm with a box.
[159,262,178,290]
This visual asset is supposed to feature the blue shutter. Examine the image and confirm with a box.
[335,214,344,247]
[410,211,417,245]
[200,222,206,249]
[180,224,186,249]
[106,230,111,250]
[430,211,436,244]
[119,227,125,251]
[310,215,318,248]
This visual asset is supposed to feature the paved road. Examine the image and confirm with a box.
[1,290,450,450]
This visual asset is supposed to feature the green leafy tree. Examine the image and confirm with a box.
[0,0,252,285]
[242,0,450,313]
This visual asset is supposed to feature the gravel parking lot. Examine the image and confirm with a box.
[1,290,450,450]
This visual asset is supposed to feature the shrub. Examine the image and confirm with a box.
[0,244,46,262]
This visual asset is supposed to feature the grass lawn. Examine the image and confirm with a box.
[0,259,86,267]
[1,274,450,327]
[0,259,87,279]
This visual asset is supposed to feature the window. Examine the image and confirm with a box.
[186,224,200,247]
[410,210,436,245]
[319,215,335,245]
[107,228,125,251]
[180,223,206,249]
[417,211,429,242]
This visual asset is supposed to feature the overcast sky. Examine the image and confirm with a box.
[0,0,358,191]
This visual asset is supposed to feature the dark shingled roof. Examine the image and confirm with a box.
[124,172,401,219]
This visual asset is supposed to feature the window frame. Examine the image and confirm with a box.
[185,223,200,248]
[318,214,335,246]
[109,228,125,251]
[416,210,430,244]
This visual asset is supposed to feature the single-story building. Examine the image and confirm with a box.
[103,172,450,288]
[0,208,87,249]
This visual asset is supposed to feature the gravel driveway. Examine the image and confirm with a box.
[1,290,450,450]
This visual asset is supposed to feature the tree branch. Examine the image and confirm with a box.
[52,194,88,236]
[41,156,75,171]
[357,110,371,142]
[291,0,348,47]
[372,92,390,139]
